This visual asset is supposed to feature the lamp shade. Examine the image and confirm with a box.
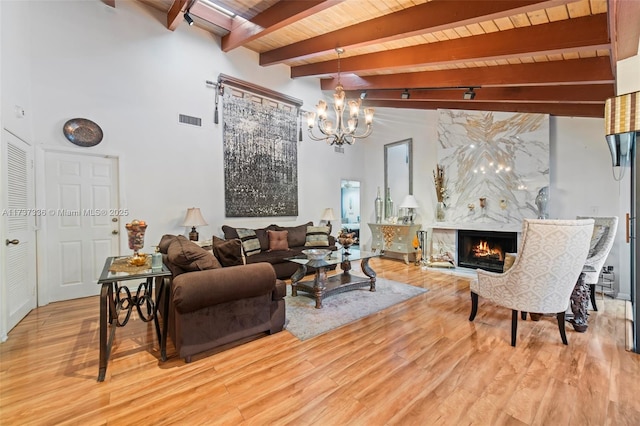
[399,195,419,209]
[182,208,208,227]
[321,208,336,221]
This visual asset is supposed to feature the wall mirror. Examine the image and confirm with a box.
[384,138,413,219]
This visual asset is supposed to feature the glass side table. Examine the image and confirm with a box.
[96,256,172,382]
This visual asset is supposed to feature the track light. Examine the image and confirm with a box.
[360,91,367,100]
[401,89,410,100]
[184,12,194,26]
[463,88,476,100]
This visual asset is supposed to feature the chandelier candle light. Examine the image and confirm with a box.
[307,48,374,146]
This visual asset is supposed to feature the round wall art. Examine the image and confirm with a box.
[63,118,103,147]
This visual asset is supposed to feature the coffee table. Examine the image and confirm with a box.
[287,248,380,309]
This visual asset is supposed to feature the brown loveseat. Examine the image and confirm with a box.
[159,235,285,362]
[221,222,337,280]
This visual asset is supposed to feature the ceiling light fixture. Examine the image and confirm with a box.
[360,91,367,100]
[307,48,374,146]
[463,88,476,100]
[401,89,410,100]
[184,12,194,26]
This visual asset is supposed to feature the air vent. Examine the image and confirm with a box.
[334,146,345,154]
[178,114,202,127]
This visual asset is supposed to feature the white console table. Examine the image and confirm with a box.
[368,223,422,264]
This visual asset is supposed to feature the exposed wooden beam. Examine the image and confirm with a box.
[222,1,343,52]
[167,0,189,31]
[362,100,604,118]
[190,1,234,31]
[609,0,640,62]
[345,85,615,104]
[261,0,575,66]
[291,14,610,77]
[324,57,615,90]
[101,0,115,7]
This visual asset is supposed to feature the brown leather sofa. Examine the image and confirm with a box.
[158,235,285,362]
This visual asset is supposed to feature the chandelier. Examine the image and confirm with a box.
[306,48,374,146]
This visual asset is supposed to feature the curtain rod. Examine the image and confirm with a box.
[207,74,303,108]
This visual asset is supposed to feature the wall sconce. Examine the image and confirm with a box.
[182,207,207,241]
[401,89,410,100]
[605,91,639,181]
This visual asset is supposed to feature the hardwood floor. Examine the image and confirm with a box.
[1,258,638,425]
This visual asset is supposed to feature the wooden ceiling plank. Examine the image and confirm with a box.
[322,57,615,90]
[361,100,604,117]
[167,0,189,31]
[221,0,344,52]
[291,14,610,77]
[260,0,576,66]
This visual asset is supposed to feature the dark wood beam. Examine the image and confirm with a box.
[222,1,343,52]
[291,14,610,77]
[167,0,189,31]
[363,100,604,118]
[261,0,575,65]
[101,0,115,7]
[322,57,615,90]
[345,85,615,104]
[609,0,640,62]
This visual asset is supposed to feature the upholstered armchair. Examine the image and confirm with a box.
[576,216,618,311]
[469,219,594,346]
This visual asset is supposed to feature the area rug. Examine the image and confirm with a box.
[284,277,428,340]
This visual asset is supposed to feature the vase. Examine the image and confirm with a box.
[385,187,394,219]
[375,187,383,223]
[436,202,445,221]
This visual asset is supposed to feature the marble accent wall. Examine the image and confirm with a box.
[437,109,549,225]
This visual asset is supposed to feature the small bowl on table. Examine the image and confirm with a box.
[302,249,331,260]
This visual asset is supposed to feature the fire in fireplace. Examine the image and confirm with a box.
[457,230,517,272]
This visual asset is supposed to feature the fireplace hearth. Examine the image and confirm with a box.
[457,230,517,272]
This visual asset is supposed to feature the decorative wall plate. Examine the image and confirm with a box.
[63,118,103,147]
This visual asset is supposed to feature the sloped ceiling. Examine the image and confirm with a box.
[128,0,640,118]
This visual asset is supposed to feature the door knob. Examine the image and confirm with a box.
[5,239,19,246]
[112,217,118,222]
[112,230,119,235]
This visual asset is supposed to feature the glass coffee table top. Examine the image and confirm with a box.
[286,248,379,268]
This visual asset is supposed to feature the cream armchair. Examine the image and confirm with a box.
[576,216,618,311]
[469,219,594,346]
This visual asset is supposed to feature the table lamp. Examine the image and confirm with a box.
[182,207,208,241]
[399,195,419,223]
[321,208,336,226]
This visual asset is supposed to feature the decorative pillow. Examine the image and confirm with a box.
[236,228,261,257]
[267,230,290,251]
[167,235,221,272]
[305,225,330,247]
[212,236,245,267]
[503,253,517,272]
[277,222,312,247]
[588,225,607,258]
[158,234,177,254]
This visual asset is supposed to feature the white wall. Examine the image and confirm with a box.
[1,0,630,302]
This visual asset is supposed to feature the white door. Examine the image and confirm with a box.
[44,151,120,302]
[2,129,37,335]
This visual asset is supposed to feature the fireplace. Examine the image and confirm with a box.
[457,230,518,272]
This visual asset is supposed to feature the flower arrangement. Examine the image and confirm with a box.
[433,164,448,204]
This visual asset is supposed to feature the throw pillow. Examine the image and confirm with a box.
[588,225,607,258]
[305,225,330,247]
[277,221,312,247]
[167,235,221,272]
[267,230,290,251]
[236,228,261,257]
[212,236,245,267]
[158,234,177,254]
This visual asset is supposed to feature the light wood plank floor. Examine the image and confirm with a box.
[1,258,638,425]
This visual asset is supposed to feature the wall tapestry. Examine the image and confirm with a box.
[223,89,298,217]
[437,109,549,224]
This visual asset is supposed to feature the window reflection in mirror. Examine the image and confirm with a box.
[384,139,413,220]
[341,180,360,244]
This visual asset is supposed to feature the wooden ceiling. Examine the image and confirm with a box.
[134,0,640,118]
